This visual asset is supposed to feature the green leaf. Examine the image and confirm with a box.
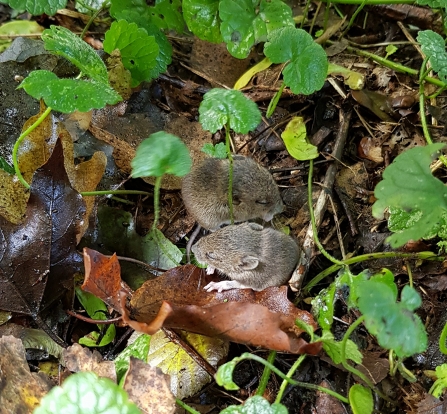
[183,0,222,43]
[294,319,315,339]
[18,70,122,113]
[150,0,184,33]
[115,334,151,384]
[131,132,192,178]
[34,372,141,414]
[0,0,67,15]
[201,142,227,159]
[199,88,261,133]
[75,287,116,347]
[264,27,328,95]
[220,396,288,413]
[418,30,447,83]
[0,157,14,174]
[349,384,373,414]
[416,0,447,7]
[42,25,108,83]
[219,0,294,58]
[75,0,106,13]
[372,143,447,247]
[215,360,239,390]
[103,20,159,87]
[357,276,427,357]
[281,116,319,160]
[320,331,363,365]
[429,363,447,397]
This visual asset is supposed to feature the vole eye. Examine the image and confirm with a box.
[206,252,218,260]
[256,200,268,205]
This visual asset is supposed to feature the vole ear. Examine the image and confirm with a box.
[239,255,259,270]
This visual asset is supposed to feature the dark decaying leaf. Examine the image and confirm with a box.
[0,139,85,315]
[82,250,321,354]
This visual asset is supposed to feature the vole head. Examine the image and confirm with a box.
[192,222,264,273]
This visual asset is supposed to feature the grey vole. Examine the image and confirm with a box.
[192,222,300,291]
[181,155,284,230]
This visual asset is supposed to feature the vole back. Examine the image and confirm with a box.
[181,156,284,230]
[192,222,300,291]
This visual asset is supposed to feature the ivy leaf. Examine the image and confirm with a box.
[264,27,328,95]
[34,372,141,414]
[219,0,294,58]
[357,276,427,358]
[42,25,108,84]
[281,117,319,160]
[320,330,363,365]
[199,88,261,133]
[372,143,447,247]
[103,20,159,87]
[183,0,222,43]
[220,396,288,414]
[0,0,67,15]
[18,70,121,113]
[349,384,373,414]
[201,142,227,158]
[131,132,192,178]
[418,30,447,83]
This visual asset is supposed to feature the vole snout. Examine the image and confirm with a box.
[182,156,283,230]
[192,222,300,292]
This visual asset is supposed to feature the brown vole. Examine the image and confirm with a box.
[181,155,284,230]
[192,222,300,291]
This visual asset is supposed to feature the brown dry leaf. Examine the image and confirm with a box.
[0,335,53,413]
[63,343,116,381]
[82,250,321,354]
[123,357,176,414]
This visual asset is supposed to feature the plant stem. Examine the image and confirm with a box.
[275,354,307,403]
[303,251,440,292]
[225,124,234,224]
[13,106,52,189]
[233,353,349,403]
[266,82,285,118]
[344,0,367,34]
[308,159,345,266]
[256,351,277,396]
[152,175,162,231]
[175,399,201,414]
[341,316,391,402]
[439,322,447,355]
[80,0,111,39]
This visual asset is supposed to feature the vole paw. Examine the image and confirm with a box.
[205,266,215,275]
[204,280,249,292]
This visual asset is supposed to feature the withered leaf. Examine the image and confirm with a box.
[0,139,85,315]
[82,250,321,354]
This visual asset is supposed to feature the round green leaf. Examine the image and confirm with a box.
[220,396,288,413]
[131,132,192,178]
[34,372,141,414]
[281,116,318,160]
[103,20,159,87]
[215,360,240,390]
[42,25,108,84]
[418,30,447,83]
[5,0,66,16]
[264,27,328,95]
[18,70,122,113]
[183,0,222,43]
[199,88,261,133]
[349,384,373,414]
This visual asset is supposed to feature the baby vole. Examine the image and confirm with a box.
[192,222,299,291]
[181,155,284,230]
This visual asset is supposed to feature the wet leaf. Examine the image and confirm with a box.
[418,30,447,83]
[115,334,151,383]
[349,384,373,414]
[183,0,222,43]
[0,139,85,315]
[103,20,159,87]
[2,0,66,15]
[220,395,288,413]
[372,143,447,247]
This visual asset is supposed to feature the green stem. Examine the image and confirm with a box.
[303,251,440,292]
[152,176,162,231]
[80,190,152,197]
[275,354,307,403]
[225,124,234,224]
[13,106,52,189]
[341,316,391,402]
[308,159,345,266]
[439,321,447,355]
[266,82,285,118]
[344,0,367,34]
[233,353,349,404]
[80,0,110,39]
[256,351,277,396]
[419,57,433,145]
[175,399,201,414]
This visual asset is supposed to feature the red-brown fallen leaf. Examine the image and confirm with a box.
[82,250,321,354]
[0,139,85,315]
